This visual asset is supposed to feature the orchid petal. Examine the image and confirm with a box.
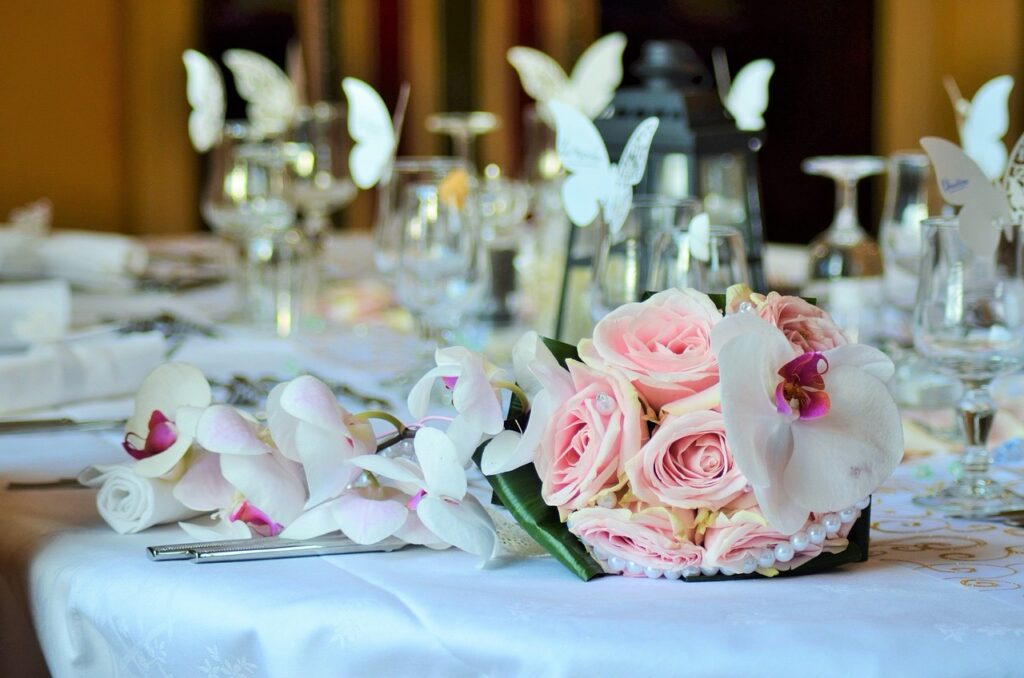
[350,454,425,493]
[407,365,450,419]
[294,422,363,508]
[332,494,408,544]
[826,343,896,382]
[784,364,904,512]
[179,517,251,541]
[416,494,496,559]
[280,376,342,429]
[452,355,505,436]
[220,453,306,525]
[444,414,485,465]
[394,511,448,548]
[172,453,235,511]
[512,331,554,397]
[126,363,212,438]
[662,384,722,416]
[195,405,272,456]
[751,474,811,536]
[415,427,467,500]
[279,499,340,539]
[266,382,300,461]
[480,430,525,476]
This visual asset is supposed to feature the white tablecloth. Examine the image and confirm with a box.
[2,235,1024,676]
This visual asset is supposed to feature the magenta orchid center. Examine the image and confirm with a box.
[123,410,178,460]
[441,376,459,391]
[407,489,426,510]
[774,352,830,420]
[229,500,283,537]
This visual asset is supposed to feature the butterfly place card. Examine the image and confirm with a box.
[921,132,1024,257]
[182,50,225,153]
[717,57,775,132]
[944,74,1014,180]
[223,49,299,138]
[342,77,409,190]
[548,101,658,235]
[508,32,627,123]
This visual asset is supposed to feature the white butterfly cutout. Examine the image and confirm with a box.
[722,59,775,132]
[920,134,1023,257]
[182,50,225,152]
[548,100,659,235]
[945,75,1014,180]
[342,77,410,191]
[507,32,626,122]
[223,49,298,138]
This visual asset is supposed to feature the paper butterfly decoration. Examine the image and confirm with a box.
[687,213,712,262]
[507,32,627,122]
[182,50,225,153]
[721,59,775,132]
[944,75,1014,180]
[342,77,409,190]
[921,133,1024,256]
[548,100,659,235]
[223,49,298,138]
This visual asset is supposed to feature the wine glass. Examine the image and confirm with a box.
[589,196,700,324]
[200,122,309,334]
[479,164,531,323]
[913,216,1024,516]
[425,112,500,170]
[393,180,483,350]
[373,157,471,277]
[283,102,357,239]
[649,222,750,294]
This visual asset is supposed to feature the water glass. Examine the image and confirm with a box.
[649,223,750,294]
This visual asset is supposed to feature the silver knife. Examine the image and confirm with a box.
[0,418,124,435]
[147,535,406,563]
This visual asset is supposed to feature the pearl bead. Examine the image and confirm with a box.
[644,566,663,579]
[741,555,758,574]
[822,513,842,535]
[592,547,608,561]
[607,556,625,572]
[700,565,719,576]
[682,565,701,578]
[808,523,827,544]
[789,531,809,551]
[739,302,753,313]
[774,542,795,563]
[625,561,644,575]
[757,548,776,568]
[664,569,683,580]
[719,566,735,576]
[596,493,616,508]
[854,497,871,510]
[595,392,616,415]
[839,508,857,523]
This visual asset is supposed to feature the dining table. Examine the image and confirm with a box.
[2,233,1024,677]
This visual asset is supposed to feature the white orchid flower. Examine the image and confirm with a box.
[349,427,497,559]
[266,375,377,508]
[480,332,573,474]
[124,363,212,478]
[408,346,510,459]
[173,405,307,536]
[712,311,903,535]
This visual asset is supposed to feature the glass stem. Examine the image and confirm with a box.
[832,178,859,235]
[957,380,996,488]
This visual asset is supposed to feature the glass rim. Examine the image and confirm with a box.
[630,195,701,209]
[922,216,1021,230]
[392,156,469,171]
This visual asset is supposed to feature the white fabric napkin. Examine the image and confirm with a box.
[0,279,71,342]
[0,332,166,414]
[79,464,200,534]
[35,230,148,287]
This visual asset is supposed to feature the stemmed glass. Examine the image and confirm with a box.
[803,155,885,280]
[201,122,307,335]
[425,112,500,170]
[393,179,483,353]
[589,197,700,324]
[913,217,1024,515]
[649,222,750,294]
[373,156,470,277]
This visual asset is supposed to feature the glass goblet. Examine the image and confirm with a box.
[650,222,750,295]
[913,217,1024,515]
[373,156,471,277]
[393,180,483,353]
[424,111,500,171]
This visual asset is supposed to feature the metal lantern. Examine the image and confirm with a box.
[595,39,767,291]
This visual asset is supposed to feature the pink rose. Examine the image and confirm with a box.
[625,410,747,511]
[757,292,847,353]
[536,361,646,516]
[702,508,823,573]
[567,506,703,574]
[579,288,722,410]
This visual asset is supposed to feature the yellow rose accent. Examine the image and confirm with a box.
[438,167,470,210]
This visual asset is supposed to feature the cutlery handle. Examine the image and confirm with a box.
[0,418,124,435]
[191,537,406,563]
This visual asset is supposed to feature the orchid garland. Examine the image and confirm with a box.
[101,286,903,581]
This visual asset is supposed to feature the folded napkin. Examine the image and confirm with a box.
[79,464,201,534]
[0,200,148,287]
[0,279,70,342]
[0,332,166,415]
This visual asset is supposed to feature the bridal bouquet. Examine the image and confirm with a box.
[91,286,903,581]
